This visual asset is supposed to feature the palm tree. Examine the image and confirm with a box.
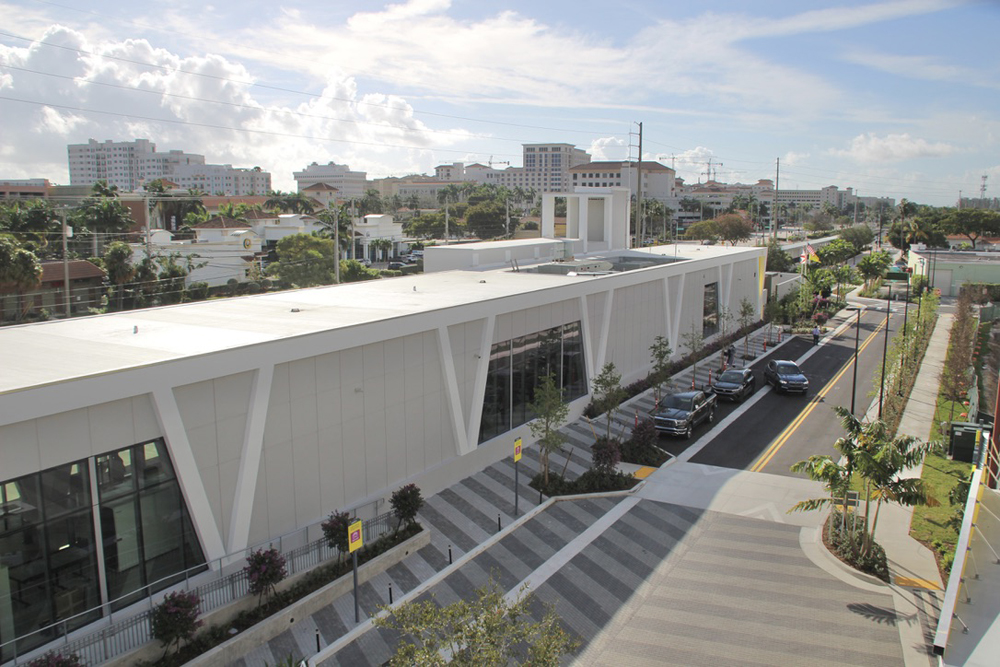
[104,241,135,311]
[370,237,394,261]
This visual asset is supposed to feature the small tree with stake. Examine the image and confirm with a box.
[390,483,424,532]
[527,373,570,486]
[648,335,673,406]
[738,297,756,360]
[592,362,625,442]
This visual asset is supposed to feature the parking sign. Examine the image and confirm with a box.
[348,519,363,553]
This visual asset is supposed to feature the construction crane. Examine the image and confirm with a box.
[488,156,510,168]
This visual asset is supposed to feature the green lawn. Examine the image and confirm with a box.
[909,452,970,557]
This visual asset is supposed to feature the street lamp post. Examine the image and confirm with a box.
[847,306,862,416]
[898,276,910,389]
[878,282,893,420]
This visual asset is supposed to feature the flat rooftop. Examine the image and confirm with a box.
[0,244,757,395]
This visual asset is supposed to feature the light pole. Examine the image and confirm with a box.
[847,306,862,416]
[878,282,892,420]
[898,275,910,389]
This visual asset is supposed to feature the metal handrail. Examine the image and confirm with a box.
[2,507,393,666]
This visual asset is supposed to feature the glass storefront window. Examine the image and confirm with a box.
[703,282,719,338]
[0,440,206,659]
[479,321,588,443]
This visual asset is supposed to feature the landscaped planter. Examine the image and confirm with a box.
[111,529,429,667]
[187,528,430,666]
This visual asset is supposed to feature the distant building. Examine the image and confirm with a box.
[569,161,677,201]
[491,143,591,193]
[0,179,50,200]
[67,139,270,195]
[294,162,367,200]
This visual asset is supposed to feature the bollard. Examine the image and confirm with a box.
[315,628,320,653]
[497,513,502,533]
[708,369,713,386]
[389,582,393,604]
[763,339,767,352]
[448,544,453,564]
[690,376,695,389]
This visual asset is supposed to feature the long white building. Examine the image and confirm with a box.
[0,188,765,661]
[67,139,270,195]
[293,162,367,200]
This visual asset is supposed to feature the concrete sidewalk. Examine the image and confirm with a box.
[232,312,951,667]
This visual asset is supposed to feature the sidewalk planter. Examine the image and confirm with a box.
[110,529,430,667]
[187,529,430,666]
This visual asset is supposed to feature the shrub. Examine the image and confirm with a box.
[150,591,202,656]
[244,547,287,606]
[621,419,666,466]
[390,483,424,531]
[591,436,621,473]
[26,653,83,667]
[321,510,351,561]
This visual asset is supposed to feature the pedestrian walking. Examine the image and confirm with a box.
[726,345,735,367]
[812,325,820,345]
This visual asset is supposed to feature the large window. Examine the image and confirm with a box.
[0,440,205,659]
[479,321,587,443]
[703,282,719,337]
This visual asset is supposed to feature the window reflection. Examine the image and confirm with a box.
[0,439,207,660]
[478,321,587,443]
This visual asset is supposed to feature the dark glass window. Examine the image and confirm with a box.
[478,321,588,443]
[1,440,207,660]
[703,282,719,337]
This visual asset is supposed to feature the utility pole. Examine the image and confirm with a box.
[772,158,780,239]
[636,121,644,245]
[334,204,340,284]
[981,175,989,208]
[60,208,71,318]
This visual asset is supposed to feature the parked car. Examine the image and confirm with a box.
[387,261,408,270]
[653,390,717,438]
[764,360,809,394]
[712,368,756,402]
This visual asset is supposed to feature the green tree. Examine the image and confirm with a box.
[267,233,337,287]
[527,373,570,486]
[737,297,756,360]
[103,241,135,311]
[714,213,754,246]
[0,237,43,321]
[680,322,706,384]
[321,510,352,565]
[591,363,625,441]
[857,251,891,290]
[683,219,719,243]
[370,237,394,261]
[0,198,60,255]
[373,579,576,667]
[465,200,506,239]
[839,225,874,254]
[339,258,381,283]
[390,483,424,532]
[942,209,1000,250]
[648,335,673,404]
[358,189,384,215]
[76,194,135,255]
[765,238,793,272]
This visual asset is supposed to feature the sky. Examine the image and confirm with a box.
[1,0,998,206]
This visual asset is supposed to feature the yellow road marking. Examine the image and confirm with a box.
[750,317,887,473]
[634,466,656,479]
[894,576,940,590]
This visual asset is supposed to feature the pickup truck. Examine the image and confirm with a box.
[653,390,717,438]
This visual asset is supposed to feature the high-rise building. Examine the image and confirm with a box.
[293,162,367,200]
[67,139,269,195]
[491,144,591,193]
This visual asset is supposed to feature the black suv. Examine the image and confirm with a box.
[764,360,809,394]
[712,368,756,402]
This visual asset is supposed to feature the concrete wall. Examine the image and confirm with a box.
[0,246,764,569]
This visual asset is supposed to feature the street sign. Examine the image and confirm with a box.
[514,437,522,462]
[348,519,363,553]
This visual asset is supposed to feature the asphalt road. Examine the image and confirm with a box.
[684,303,910,477]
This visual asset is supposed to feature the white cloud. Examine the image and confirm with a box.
[830,133,958,162]
[783,151,810,166]
[588,136,627,161]
[0,24,471,188]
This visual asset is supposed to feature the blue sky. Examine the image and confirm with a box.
[1,0,998,205]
